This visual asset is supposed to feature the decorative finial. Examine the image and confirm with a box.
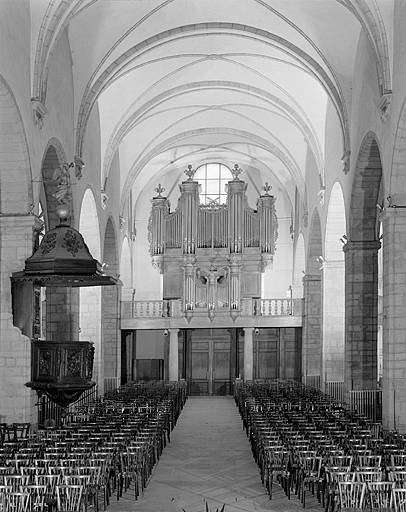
[231,164,243,180]
[262,182,272,195]
[184,164,196,181]
[154,184,165,197]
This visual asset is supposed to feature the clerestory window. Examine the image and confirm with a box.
[194,163,233,205]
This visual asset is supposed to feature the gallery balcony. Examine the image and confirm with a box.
[120,298,303,330]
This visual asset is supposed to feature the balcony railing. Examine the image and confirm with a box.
[121,298,303,319]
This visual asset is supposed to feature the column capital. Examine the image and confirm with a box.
[302,273,322,283]
[0,213,40,229]
[320,259,345,270]
[342,240,381,254]
[379,206,406,223]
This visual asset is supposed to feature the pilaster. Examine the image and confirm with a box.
[169,328,180,381]
[302,274,322,384]
[0,215,40,423]
[243,327,253,381]
[322,260,345,383]
[379,208,406,430]
[343,240,380,392]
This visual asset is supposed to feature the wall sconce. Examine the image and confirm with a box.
[163,329,169,337]
[254,328,259,335]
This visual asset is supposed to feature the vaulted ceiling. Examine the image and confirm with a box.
[33,0,392,218]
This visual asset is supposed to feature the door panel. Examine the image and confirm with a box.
[189,329,234,396]
[253,327,302,381]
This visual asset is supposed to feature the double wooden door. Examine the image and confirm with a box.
[182,328,239,396]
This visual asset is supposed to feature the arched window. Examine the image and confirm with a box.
[194,163,233,205]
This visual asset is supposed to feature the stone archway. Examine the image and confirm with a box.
[345,133,382,392]
[40,141,79,343]
[0,75,34,422]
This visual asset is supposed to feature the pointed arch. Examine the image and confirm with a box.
[293,232,305,298]
[307,209,323,274]
[120,237,132,301]
[0,74,32,213]
[349,132,382,242]
[41,138,72,229]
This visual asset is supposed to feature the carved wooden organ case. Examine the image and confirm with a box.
[148,166,278,322]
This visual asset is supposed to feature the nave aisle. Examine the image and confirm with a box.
[109,396,322,512]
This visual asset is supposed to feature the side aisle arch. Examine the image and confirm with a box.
[344,133,382,392]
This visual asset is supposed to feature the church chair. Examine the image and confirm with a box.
[265,449,291,500]
[55,484,84,512]
[0,491,30,512]
[63,476,92,512]
[73,466,101,512]
[3,474,30,492]
[388,469,406,488]
[12,424,31,443]
[338,481,367,512]
[20,485,47,512]
[392,454,406,467]
[297,455,323,508]
[324,470,355,512]
[35,473,61,511]
[353,470,383,483]
[367,481,394,512]
[392,488,406,512]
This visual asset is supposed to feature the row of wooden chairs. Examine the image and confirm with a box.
[235,380,406,511]
[0,483,84,512]
[0,381,188,511]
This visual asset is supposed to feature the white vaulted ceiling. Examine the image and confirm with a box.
[33,0,392,218]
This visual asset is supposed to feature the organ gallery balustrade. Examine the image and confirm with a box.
[121,297,303,319]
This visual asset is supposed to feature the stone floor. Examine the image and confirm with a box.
[106,396,324,512]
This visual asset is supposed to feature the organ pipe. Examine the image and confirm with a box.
[227,175,247,254]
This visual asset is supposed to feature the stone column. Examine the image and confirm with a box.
[380,208,406,430]
[322,260,345,384]
[168,328,179,381]
[343,240,380,392]
[243,327,253,381]
[302,274,322,386]
[102,281,122,392]
[0,215,40,423]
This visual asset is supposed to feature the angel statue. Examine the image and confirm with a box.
[52,162,73,205]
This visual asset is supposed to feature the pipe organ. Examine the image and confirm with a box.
[148,165,278,322]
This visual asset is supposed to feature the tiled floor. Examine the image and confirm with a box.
[107,396,324,512]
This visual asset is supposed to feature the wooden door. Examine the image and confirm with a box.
[253,327,302,381]
[187,329,236,396]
